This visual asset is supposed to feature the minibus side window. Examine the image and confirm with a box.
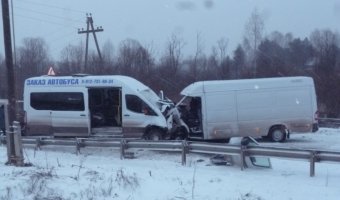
[31,92,84,111]
[125,94,157,116]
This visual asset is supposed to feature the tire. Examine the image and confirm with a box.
[173,129,188,140]
[146,128,163,141]
[270,128,286,142]
[174,133,186,140]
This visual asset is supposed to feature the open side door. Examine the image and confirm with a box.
[89,87,123,136]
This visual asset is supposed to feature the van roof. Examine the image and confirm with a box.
[25,75,150,92]
[181,76,314,96]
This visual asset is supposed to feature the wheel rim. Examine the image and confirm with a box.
[272,130,284,142]
[150,134,160,141]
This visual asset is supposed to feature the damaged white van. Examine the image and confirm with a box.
[23,75,172,139]
[173,76,319,142]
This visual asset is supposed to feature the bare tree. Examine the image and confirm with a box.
[243,8,265,77]
[287,37,314,71]
[233,45,246,78]
[100,40,116,74]
[155,33,186,100]
[102,40,115,64]
[310,29,340,117]
[310,29,339,73]
[16,37,52,97]
[17,37,51,77]
[160,33,185,75]
[216,37,228,64]
[188,32,205,81]
[116,39,154,81]
[58,42,84,75]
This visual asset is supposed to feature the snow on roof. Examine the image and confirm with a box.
[181,76,314,96]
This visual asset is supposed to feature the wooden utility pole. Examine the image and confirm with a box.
[78,13,103,71]
[1,0,16,123]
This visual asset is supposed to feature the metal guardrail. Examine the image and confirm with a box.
[318,117,340,128]
[2,136,340,177]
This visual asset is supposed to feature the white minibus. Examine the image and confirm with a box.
[23,75,171,139]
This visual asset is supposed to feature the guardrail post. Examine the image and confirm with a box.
[0,134,6,145]
[181,140,188,166]
[310,151,317,177]
[6,124,14,165]
[13,121,24,166]
[240,144,247,171]
[120,139,127,160]
[35,137,42,151]
[6,121,24,166]
[76,138,85,155]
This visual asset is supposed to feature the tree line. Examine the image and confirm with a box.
[1,11,340,117]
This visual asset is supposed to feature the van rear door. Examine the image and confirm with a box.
[50,91,90,137]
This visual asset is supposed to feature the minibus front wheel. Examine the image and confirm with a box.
[145,128,164,141]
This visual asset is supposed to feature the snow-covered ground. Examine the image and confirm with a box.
[1,128,340,200]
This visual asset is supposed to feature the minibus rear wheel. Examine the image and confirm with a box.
[269,126,286,142]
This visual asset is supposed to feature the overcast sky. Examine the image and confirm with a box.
[1,0,340,60]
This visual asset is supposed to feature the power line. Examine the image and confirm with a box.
[18,0,86,14]
[78,13,103,70]
[12,6,84,40]
[49,30,78,45]
[42,26,78,39]
[48,33,81,57]
[14,6,84,23]
[13,13,82,50]
[14,13,79,29]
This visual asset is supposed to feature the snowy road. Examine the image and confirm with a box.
[258,128,340,151]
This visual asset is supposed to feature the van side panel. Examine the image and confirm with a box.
[25,90,52,135]
[25,88,90,136]
[274,87,315,132]
[51,90,90,137]
[26,110,52,136]
[122,90,167,138]
[204,92,238,139]
[237,89,276,137]
[236,87,314,137]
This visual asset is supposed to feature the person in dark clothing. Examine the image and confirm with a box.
[0,105,5,134]
[187,97,202,133]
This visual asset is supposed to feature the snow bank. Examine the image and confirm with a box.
[0,128,340,199]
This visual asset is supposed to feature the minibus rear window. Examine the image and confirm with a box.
[31,92,84,111]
